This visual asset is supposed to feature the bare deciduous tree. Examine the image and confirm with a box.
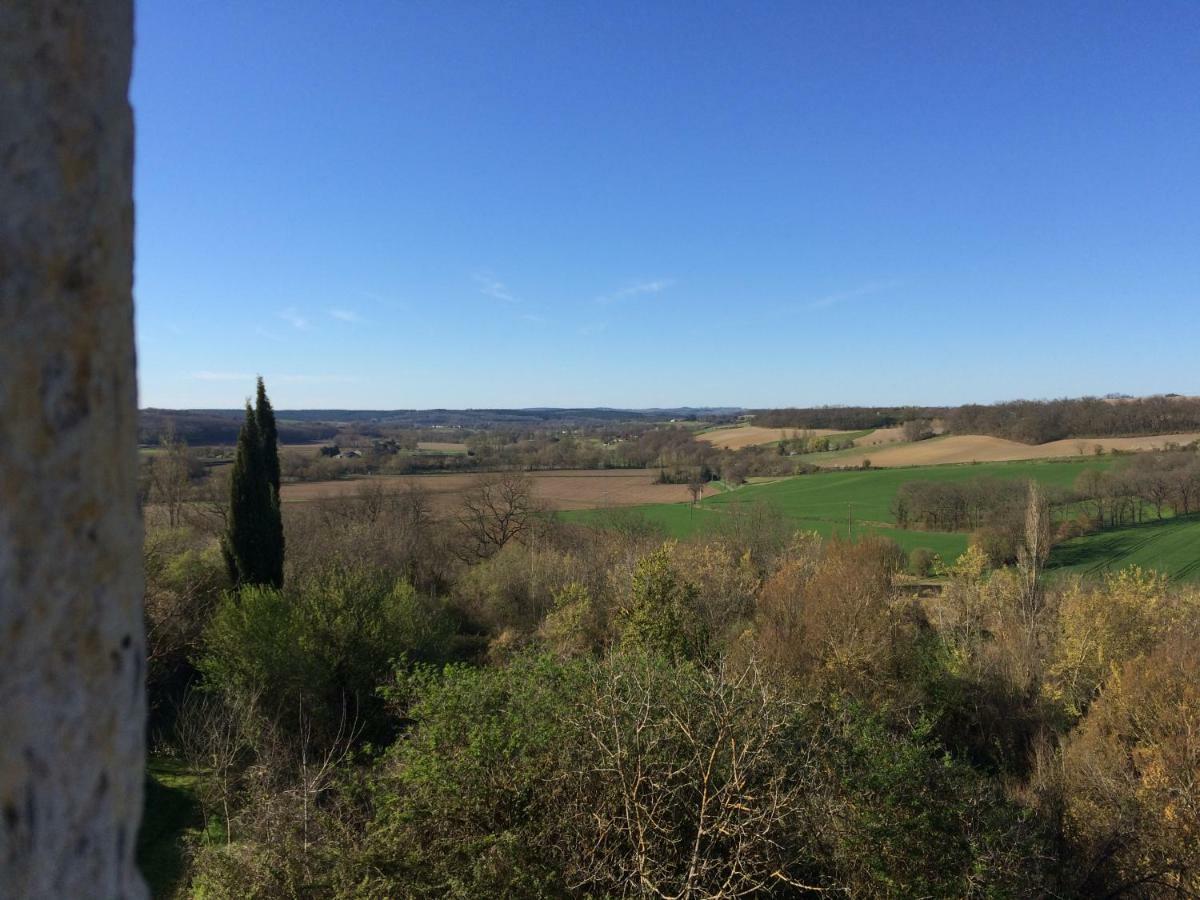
[456,472,536,559]
[563,656,836,898]
[289,695,360,861]
[150,421,192,528]
[1016,480,1050,637]
[175,690,257,843]
[187,464,232,539]
[902,419,934,442]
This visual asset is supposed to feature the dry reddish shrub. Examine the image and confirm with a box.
[1057,634,1200,895]
[754,535,904,687]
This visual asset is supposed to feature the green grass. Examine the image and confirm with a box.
[562,500,971,557]
[1048,515,1200,581]
[567,456,1200,580]
[139,755,219,897]
[703,457,1110,526]
[565,458,1118,567]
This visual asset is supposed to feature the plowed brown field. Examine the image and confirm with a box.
[853,426,905,446]
[281,468,710,511]
[416,441,469,453]
[826,433,1200,468]
[698,425,841,449]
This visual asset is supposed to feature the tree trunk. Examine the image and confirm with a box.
[0,2,145,897]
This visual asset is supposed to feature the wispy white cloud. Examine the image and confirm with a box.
[597,278,675,304]
[474,273,519,303]
[279,307,310,329]
[255,327,286,343]
[328,308,365,324]
[520,313,546,324]
[805,279,902,311]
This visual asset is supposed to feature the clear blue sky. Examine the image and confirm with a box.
[132,1,1199,410]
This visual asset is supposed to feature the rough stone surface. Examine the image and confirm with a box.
[0,2,145,897]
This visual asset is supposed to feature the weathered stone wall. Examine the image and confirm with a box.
[0,2,145,897]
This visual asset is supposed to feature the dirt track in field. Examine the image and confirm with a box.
[825,433,1200,468]
[698,425,842,449]
[280,469,711,511]
[853,426,905,446]
[416,441,469,453]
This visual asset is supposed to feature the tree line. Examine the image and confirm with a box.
[943,395,1200,444]
[751,405,945,430]
[895,450,1200,537]
[751,395,1200,445]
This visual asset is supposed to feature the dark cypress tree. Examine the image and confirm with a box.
[224,388,285,588]
[255,375,280,495]
[256,378,285,588]
[224,402,266,585]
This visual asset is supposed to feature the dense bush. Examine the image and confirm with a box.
[1054,633,1200,896]
[199,565,456,743]
[143,527,230,736]
[909,546,939,576]
[317,653,1051,898]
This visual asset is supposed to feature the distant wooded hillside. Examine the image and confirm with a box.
[752,395,1200,444]
[137,407,741,445]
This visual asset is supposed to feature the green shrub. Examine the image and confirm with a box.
[199,565,454,742]
[360,654,588,897]
[619,542,706,660]
[345,652,1050,898]
[909,546,939,577]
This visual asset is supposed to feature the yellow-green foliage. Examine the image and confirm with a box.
[1058,634,1200,895]
[1047,567,1194,718]
[670,541,760,645]
[539,581,602,658]
[619,542,705,660]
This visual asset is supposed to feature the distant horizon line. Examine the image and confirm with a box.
[140,392,1196,415]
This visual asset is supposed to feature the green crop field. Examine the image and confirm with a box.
[1047,515,1200,581]
[562,500,972,558]
[704,458,1109,523]
[559,456,1200,577]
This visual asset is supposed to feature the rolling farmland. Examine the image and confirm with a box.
[280,468,714,512]
[693,423,1199,468]
[567,456,1200,579]
[696,425,843,449]
[1048,515,1200,581]
[825,432,1200,468]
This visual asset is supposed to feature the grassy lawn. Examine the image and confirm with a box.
[139,755,218,897]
